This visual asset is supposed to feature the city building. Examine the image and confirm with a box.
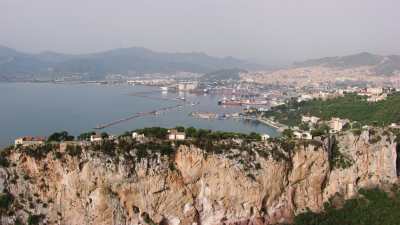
[367,87,383,95]
[177,82,198,91]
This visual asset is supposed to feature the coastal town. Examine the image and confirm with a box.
[2,1,400,225]
[12,65,400,147]
[13,82,400,151]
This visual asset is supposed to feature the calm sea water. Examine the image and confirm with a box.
[0,82,278,147]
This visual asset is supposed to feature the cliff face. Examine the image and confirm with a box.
[0,130,398,225]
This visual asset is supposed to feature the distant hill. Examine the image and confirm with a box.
[200,68,247,81]
[0,45,260,80]
[294,52,400,75]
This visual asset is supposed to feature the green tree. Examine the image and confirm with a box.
[175,126,185,132]
[282,129,294,139]
[48,131,74,142]
[185,127,197,138]
[78,131,95,140]
[0,192,14,210]
[101,132,109,139]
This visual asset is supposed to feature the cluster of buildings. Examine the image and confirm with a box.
[357,87,394,102]
[14,128,188,148]
[297,90,344,102]
[293,86,397,105]
[90,129,187,142]
[301,115,350,133]
[176,81,198,92]
[127,78,176,86]
[241,66,400,89]
[280,115,351,140]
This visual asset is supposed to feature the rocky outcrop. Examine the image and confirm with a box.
[0,129,398,225]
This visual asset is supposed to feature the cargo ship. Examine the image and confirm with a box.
[218,99,244,106]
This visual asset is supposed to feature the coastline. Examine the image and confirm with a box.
[257,117,287,132]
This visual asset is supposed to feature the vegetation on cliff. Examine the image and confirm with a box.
[0,127,398,225]
[293,187,400,225]
[329,141,353,169]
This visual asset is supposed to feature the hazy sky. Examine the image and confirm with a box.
[1,0,399,64]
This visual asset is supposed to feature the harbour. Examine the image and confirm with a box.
[0,82,279,147]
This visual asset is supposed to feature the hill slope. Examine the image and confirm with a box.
[294,52,400,75]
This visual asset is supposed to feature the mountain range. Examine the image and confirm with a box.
[1,45,400,81]
[0,45,258,80]
[294,52,400,76]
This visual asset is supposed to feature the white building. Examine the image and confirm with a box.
[297,94,313,102]
[168,129,186,140]
[367,93,387,102]
[367,87,383,95]
[390,123,400,129]
[329,117,350,132]
[293,131,312,140]
[132,132,145,140]
[301,115,320,125]
[90,134,103,142]
[261,134,270,141]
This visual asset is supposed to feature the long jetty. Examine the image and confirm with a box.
[94,104,182,130]
[129,91,186,102]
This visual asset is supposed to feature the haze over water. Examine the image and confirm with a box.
[0,83,278,147]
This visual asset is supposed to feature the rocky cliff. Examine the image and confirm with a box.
[0,129,398,225]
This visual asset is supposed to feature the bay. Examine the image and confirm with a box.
[0,82,278,147]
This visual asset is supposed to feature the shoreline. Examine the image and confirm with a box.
[256,117,287,132]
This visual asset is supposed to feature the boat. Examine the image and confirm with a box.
[218,99,243,106]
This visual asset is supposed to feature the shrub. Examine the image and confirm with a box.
[330,142,353,169]
[78,131,95,141]
[369,136,382,144]
[141,212,157,225]
[0,155,9,167]
[293,188,400,225]
[351,129,362,136]
[54,151,63,159]
[136,148,148,161]
[25,144,55,160]
[66,145,82,157]
[0,192,14,209]
[28,214,45,225]
[134,127,168,139]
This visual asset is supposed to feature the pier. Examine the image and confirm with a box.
[129,91,187,102]
[94,104,182,129]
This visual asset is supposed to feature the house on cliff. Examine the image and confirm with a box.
[14,136,46,147]
[168,129,186,140]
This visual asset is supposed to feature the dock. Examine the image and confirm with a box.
[94,104,182,129]
[129,91,187,102]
